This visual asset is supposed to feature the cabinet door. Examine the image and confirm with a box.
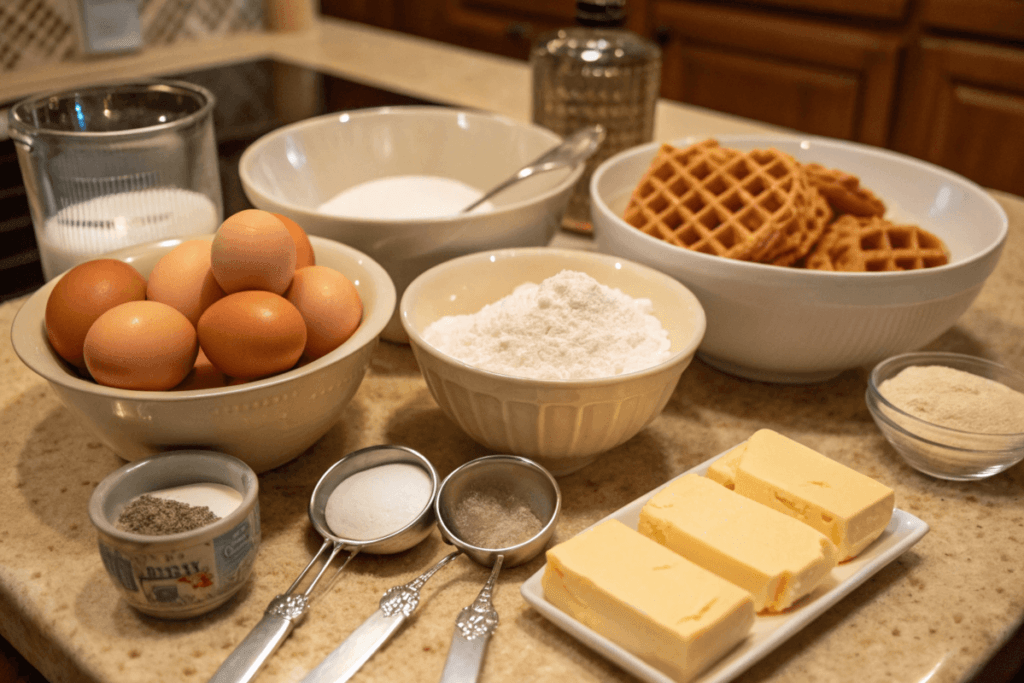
[919,0,1024,43]
[893,37,1024,196]
[397,0,651,61]
[398,0,576,61]
[654,1,903,146]
[730,0,910,21]
[319,0,398,29]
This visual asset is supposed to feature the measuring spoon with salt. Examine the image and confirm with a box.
[434,455,562,683]
[208,445,439,683]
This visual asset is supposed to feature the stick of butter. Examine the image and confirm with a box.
[707,429,895,560]
[639,473,837,612]
[543,519,754,683]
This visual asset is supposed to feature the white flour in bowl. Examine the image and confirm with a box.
[422,270,671,380]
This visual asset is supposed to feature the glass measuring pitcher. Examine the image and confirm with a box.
[8,80,223,280]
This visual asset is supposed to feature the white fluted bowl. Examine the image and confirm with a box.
[590,134,1008,383]
[400,248,706,476]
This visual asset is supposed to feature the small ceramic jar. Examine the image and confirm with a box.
[88,450,260,619]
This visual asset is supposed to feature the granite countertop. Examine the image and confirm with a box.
[2,17,1024,683]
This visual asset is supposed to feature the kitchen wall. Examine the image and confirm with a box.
[0,0,263,73]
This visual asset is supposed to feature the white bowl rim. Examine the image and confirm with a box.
[239,104,586,226]
[590,133,1009,282]
[867,351,1024,440]
[400,246,708,386]
[10,233,396,401]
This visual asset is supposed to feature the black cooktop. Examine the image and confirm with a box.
[0,58,444,301]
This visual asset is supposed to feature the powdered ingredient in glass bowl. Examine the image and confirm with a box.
[117,495,219,535]
[422,270,670,380]
[878,364,1024,434]
[451,482,544,549]
[325,463,433,541]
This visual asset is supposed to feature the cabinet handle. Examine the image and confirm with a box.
[654,25,671,45]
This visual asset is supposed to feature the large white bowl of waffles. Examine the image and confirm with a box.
[590,135,1008,383]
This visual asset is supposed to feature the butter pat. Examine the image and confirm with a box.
[706,445,743,489]
[639,474,837,612]
[708,429,895,560]
[543,519,754,683]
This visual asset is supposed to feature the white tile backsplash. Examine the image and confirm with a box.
[1,0,263,73]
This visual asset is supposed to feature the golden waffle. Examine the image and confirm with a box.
[805,215,949,272]
[623,140,818,263]
[804,163,886,218]
[769,189,833,267]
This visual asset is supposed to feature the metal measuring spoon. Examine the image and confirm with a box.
[434,455,562,683]
[298,455,561,683]
[208,445,439,683]
[460,124,606,213]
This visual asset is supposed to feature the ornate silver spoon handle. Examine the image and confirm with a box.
[208,541,355,683]
[438,554,504,683]
[301,551,463,683]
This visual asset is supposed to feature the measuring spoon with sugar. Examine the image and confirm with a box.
[207,445,439,683]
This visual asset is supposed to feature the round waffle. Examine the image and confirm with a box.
[769,189,833,267]
[805,215,950,272]
[804,163,886,218]
[623,140,819,264]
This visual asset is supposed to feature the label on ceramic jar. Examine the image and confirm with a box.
[98,505,260,613]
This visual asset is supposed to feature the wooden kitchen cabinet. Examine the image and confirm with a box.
[396,0,576,61]
[918,0,1024,43]
[653,1,903,146]
[893,36,1024,197]
[320,0,1024,195]
[335,0,648,62]
[319,0,399,30]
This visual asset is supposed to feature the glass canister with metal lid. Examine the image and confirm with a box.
[530,0,661,232]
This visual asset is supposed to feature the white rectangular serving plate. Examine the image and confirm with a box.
[521,447,929,683]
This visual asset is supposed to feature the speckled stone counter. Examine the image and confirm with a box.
[2,18,1024,683]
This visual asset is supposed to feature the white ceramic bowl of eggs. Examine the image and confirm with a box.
[590,134,1009,383]
[400,247,707,476]
[11,211,396,473]
[238,105,583,343]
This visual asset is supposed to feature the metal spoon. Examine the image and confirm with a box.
[434,455,562,683]
[460,124,606,213]
[207,445,439,683]
[298,455,561,683]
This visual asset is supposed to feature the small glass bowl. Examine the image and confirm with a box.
[866,352,1024,481]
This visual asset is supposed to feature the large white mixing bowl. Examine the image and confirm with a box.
[590,134,1008,383]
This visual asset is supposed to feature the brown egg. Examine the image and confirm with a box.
[147,240,226,326]
[286,266,363,360]
[197,291,307,380]
[173,348,229,391]
[84,301,199,391]
[211,210,296,294]
[272,213,316,269]
[45,259,147,370]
